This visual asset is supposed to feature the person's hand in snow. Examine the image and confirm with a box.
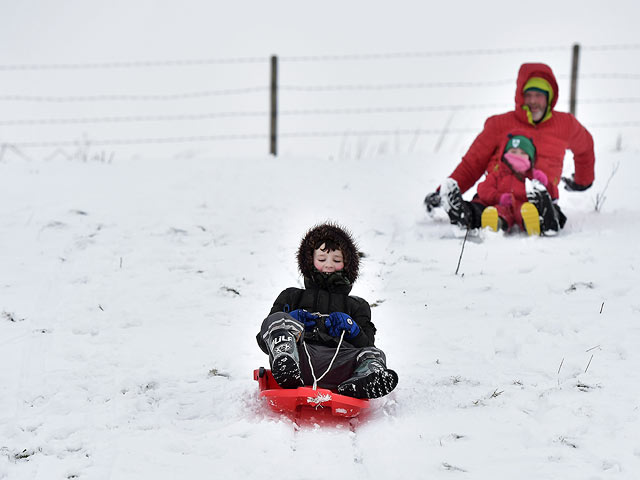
[423,191,441,212]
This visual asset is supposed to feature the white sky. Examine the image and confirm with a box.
[2,0,638,62]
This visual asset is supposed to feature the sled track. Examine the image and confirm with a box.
[289,416,369,473]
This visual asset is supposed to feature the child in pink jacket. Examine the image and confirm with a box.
[477,134,549,234]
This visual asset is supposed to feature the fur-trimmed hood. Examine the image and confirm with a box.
[296,223,360,284]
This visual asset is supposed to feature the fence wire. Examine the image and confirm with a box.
[0,56,268,71]
[1,43,640,152]
[0,87,268,103]
[2,75,638,104]
[4,121,637,150]
[280,46,570,62]
[0,103,511,126]
[1,97,638,127]
[1,43,637,72]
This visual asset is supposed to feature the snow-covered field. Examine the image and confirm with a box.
[1,145,639,479]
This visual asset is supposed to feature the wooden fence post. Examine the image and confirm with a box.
[270,55,278,156]
[570,43,580,116]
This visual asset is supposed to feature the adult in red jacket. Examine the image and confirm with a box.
[424,62,595,230]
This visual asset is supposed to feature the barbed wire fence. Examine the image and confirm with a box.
[0,43,639,161]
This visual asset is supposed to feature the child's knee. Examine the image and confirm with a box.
[261,312,304,335]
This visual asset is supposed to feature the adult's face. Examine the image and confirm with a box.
[524,90,548,122]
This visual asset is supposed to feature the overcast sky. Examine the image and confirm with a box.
[2,0,638,62]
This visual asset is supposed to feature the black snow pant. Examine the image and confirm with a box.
[465,196,567,229]
[259,312,387,390]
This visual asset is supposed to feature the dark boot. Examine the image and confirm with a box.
[526,179,559,234]
[554,203,567,229]
[337,357,398,399]
[267,329,303,389]
[441,178,473,228]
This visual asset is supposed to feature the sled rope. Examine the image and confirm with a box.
[303,330,345,390]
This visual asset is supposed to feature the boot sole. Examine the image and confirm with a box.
[521,202,541,236]
[271,354,303,389]
[338,369,398,399]
[481,207,499,232]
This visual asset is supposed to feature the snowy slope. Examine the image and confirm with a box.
[1,146,639,479]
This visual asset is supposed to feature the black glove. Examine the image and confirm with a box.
[424,191,441,212]
[562,174,592,191]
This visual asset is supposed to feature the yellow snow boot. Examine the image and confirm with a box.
[520,202,541,236]
[481,206,500,232]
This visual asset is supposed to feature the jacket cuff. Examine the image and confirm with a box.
[347,330,371,348]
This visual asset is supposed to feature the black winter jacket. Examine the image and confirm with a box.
[257,272,376,354]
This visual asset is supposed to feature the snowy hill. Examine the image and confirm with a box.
[1,147,639,479]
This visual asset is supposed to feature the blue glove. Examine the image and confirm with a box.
[325,312,360,339]
[289,309,319,330]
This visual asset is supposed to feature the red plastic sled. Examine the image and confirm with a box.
[253,367,369,420]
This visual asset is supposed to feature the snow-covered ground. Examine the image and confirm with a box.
[1,145,639,479]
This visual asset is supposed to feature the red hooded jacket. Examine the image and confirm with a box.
[449,63,595,200]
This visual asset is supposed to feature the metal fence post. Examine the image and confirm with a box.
[270,55,278,155]
[570,43,580,116]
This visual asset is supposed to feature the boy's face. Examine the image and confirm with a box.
[313,243,344,273]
